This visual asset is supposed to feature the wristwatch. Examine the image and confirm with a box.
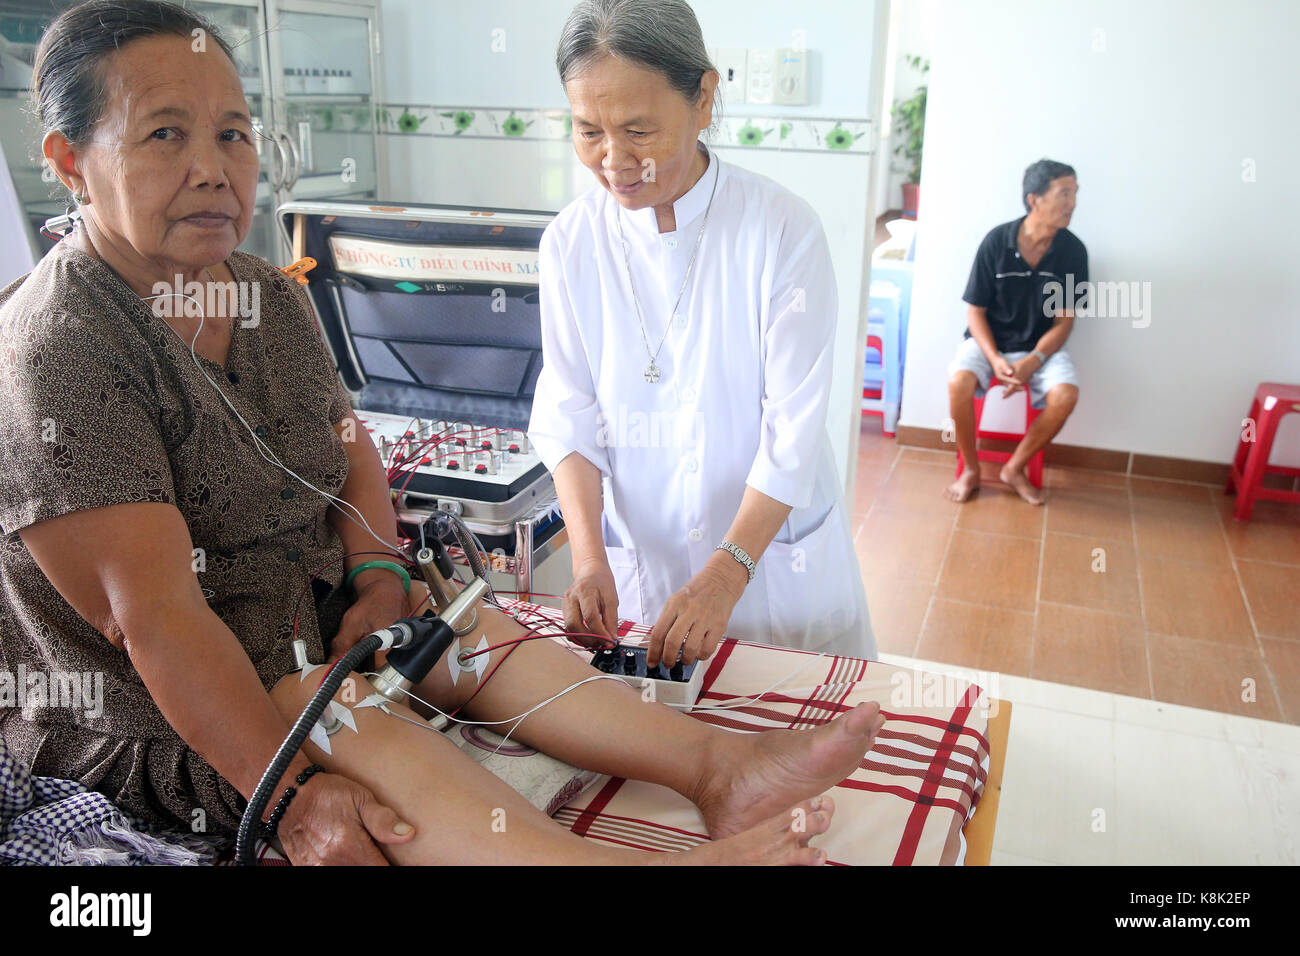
[715,541,756,584]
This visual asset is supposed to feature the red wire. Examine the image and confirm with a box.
[446,606,616,718]
[385,425,481,479]
[460,629,615,659]
[446,609,545,716]
[279,505,591,718]
[383,424,505,490]
[448,642,521,717]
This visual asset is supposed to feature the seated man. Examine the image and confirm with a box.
[945,159,1085,506]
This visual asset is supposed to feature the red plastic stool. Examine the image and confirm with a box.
[861,333,895,437]
[1226,382,1300,521]
[955,385,1044,489]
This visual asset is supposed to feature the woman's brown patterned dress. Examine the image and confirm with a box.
[0,236,357,838]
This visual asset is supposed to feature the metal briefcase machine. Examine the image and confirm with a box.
[276,200,562,569]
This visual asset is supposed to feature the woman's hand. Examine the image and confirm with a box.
[563,558,619,648]
[405,579,434,617]
[648,555,747,667]
[276,772,415,865]
[330,572,417,657]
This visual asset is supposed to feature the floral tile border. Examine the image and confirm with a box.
[347,105,871,153]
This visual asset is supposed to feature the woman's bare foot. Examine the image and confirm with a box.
[692,702,885,840]
[659,796,837,866]
[999,463,1045,505]
[944,470,980,502]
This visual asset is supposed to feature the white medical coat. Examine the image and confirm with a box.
[527,142,875,659]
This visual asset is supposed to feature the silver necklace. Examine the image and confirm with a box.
[615,148,720,383]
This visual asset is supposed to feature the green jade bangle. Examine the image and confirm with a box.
[345,560,411,595]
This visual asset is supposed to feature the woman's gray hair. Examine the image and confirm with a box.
[30,0,237,150]
[556,0,722,138]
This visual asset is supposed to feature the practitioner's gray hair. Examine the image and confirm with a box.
[556,0,722,138]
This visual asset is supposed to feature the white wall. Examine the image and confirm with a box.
[382,0,879,116]
[380,0,886,489]
[876,0,935,214]
[900,0,1300,467]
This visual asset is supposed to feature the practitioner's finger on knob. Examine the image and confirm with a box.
[600,581,620,642]
[661,613,692,669]
[578,589,610,644]
[646,617,668,668]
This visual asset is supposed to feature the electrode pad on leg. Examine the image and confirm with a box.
[447,634,490,686]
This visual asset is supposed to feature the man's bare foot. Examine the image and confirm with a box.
[999,463,1045,505]
[944,469,980,503]
[659,796,836,866]
[693,702,886,840]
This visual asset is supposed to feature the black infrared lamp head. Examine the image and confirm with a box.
[384,616,457,685]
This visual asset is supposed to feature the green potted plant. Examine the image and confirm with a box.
[891,54,928,219]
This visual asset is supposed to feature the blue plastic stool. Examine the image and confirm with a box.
[863,280,902,435]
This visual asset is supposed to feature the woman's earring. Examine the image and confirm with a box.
[73,190,88,205]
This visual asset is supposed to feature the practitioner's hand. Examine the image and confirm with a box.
[277,772,416,866]
[648,555,746,668]
[330,574,411,657]
[563,559,619,648]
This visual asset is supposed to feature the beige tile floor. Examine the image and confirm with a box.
[853,421,1300,726]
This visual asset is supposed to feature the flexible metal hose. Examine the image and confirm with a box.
[432,511,496,604]
[235,633,383,866]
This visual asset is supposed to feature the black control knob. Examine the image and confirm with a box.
[669,661,684,682]
[622,651,638,675]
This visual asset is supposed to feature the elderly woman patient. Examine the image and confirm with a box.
[0,0,883,865]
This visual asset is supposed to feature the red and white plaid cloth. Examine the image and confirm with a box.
[504,600,992,866]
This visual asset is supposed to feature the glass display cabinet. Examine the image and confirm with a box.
[0,0,385,265]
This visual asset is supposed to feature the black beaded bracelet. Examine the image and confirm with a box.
[260,764,325,841]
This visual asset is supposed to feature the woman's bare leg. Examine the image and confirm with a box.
[268,670,835,865]
[397,604,886,839]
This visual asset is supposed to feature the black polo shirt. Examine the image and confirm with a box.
[962,216,1088,353]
